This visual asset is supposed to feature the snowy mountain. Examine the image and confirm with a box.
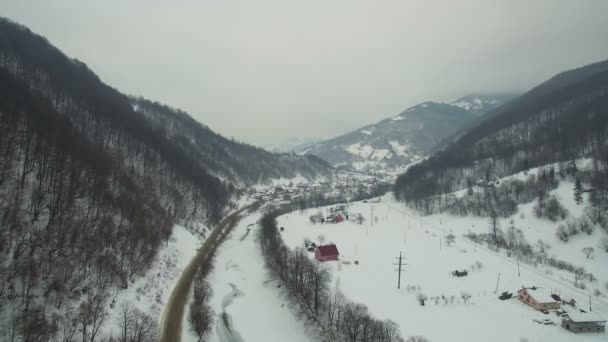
[395,58,608,203]
[301,96,510,172]
[264,137,321,153]
[451,93,516,116]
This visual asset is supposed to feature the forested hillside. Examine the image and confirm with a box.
[0,17,329,341]
[131,97,332,185]
[395,59,608,213]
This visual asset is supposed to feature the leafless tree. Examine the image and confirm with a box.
[582,247,595,259]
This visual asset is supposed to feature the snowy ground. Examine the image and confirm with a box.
[101,225,204,340]
[194,212,312,342]
[277,188,608,342]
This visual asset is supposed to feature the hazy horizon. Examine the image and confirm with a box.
[2,1,608,147]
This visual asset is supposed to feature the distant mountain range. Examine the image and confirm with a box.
[300,94,515,171]
[395,58,608,202]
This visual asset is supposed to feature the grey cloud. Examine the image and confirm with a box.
[2,0,608,146]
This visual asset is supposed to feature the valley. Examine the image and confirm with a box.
[1,5,608,342]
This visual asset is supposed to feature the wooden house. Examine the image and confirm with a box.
[315,244,339,262]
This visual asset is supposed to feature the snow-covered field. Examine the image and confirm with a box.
[276,187,608,341]
[199,212,312,342]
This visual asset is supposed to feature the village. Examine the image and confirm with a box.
[275,188,608,341]
[246,169,389,205]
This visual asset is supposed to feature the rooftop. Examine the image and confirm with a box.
[564,310,607,323]
[519,287,558,304]
[317,244,339,257]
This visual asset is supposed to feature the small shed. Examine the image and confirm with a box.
[315,244,339,262]
[452,270,468,277]
[561,311,606,334]
[517,287,560,311]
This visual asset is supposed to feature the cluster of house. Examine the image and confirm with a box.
[517,287,606,334]
[248,171,388,204]
[309,205,350,224]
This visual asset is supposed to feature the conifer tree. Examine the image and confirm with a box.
[574,177,583,205]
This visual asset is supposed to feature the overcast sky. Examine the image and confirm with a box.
[3,1,608,146]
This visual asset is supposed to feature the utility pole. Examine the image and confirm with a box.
[371,203,374,228]
[393,252,407,289]
[517,262,520,277]
[494,273,501,293]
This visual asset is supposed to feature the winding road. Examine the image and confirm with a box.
[158,205,255,342]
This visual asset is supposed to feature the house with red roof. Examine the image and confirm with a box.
[315,244,339,262]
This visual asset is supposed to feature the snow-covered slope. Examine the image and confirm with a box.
[276,182,608,341]
[302,95,512,172]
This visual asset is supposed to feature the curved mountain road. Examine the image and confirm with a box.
[158,204,255,342]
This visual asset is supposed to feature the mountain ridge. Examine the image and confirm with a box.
[300,94,513,171]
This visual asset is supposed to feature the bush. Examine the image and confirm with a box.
[555,216,591,242]
[417,293,427,306]
[534,195,568,221]
[578,216,593,235]
[556,224,570,242]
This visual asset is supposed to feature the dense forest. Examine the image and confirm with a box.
[395,60,608,211]
[0,17,331,341]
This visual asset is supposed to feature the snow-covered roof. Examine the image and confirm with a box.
[520,287,558,303]
[564,310,606,323]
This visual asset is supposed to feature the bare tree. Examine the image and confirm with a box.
[445,233,456,246]
[582,247,595,259]
[460,291,472,303]
[118,301,134,342]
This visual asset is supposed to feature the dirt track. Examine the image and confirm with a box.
[158,205,253,342]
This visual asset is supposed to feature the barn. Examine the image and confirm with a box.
[517,287,561,311]
[315,244,340,262]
